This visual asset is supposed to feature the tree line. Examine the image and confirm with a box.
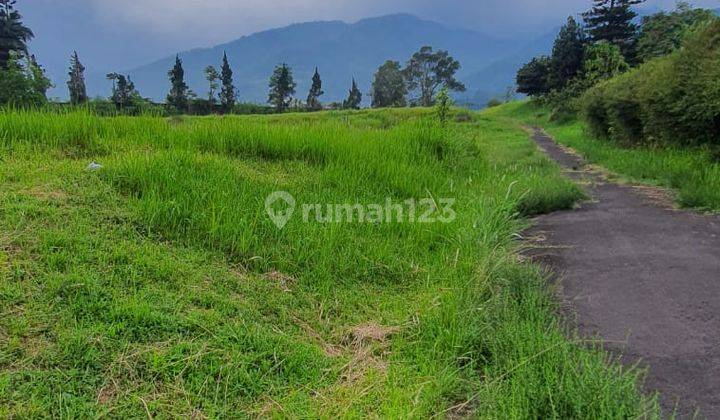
[1,0,467,115]
[515,0,716,120]
[86,45,465,114]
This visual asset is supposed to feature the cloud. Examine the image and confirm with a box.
[86,0,408,44]
[83,0,720,46]
[25,0,720,73]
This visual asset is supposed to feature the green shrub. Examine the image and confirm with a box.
[670,20,720,145]
[485,98,503,108]
[544,79,587,123]
[629,57,668,144]
[454,109,474,122]
[603,71,643,145]
[580,82,609,138]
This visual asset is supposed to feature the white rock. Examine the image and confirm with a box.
[87,162,103,171]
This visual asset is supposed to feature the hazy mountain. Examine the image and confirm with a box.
[460,28,558,106]
[89,14,524,106]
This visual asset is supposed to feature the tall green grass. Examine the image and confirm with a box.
[0,108,658,417]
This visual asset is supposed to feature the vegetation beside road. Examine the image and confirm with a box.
[490,101,720,211]
[580,19,720,149]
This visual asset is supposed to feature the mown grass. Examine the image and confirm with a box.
[489,100,720,211]
[0,107,658,417]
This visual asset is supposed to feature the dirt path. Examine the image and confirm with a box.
[524,129,720,418]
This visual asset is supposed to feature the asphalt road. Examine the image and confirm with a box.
[524,128,720,418]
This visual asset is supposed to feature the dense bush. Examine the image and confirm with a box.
[581,18,720,147]
[232,102,277,114]
[541,78,589,122]
[580,83,609,138]
[603,72,643,145]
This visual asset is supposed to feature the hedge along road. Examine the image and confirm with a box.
[523,128,720,418]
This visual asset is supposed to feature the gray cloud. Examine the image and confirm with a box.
[74,0,720,44]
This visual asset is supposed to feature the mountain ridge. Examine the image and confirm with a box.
[85,14,537,107]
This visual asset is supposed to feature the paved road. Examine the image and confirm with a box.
[524,129,720,418]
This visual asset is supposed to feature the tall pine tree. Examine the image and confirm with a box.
[583,0,645,62]
[268,63,296,112]
[343,78,362,110]
[167,55,189,113]
[306,67,323,111]
[0,0,33,69]
[549,16,586,90]
[67,51,87,105]
[219,52,236,112]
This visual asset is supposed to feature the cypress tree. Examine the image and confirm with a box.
[583,0,645,62]
[219,52,236,112]
[268,63,296,112]
[306,67,324,111]
[343,78,362,110]
[107,72,135,109]
[0,0,33,69]
[67,51,87,105]
[167,54,189,112]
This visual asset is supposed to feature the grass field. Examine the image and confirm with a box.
[489,101,720,212]
[0,108,658,417]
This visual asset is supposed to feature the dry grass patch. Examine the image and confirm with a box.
[263,270,295,292]
[19,185,68,202]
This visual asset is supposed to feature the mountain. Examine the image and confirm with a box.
[460,28,558,106]
[89,14,525,106]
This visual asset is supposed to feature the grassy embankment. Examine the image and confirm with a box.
[489,101,720,211]
[0,108,657,417]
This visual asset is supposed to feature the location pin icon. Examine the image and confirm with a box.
[265,191,296,229]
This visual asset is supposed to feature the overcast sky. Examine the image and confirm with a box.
[28,1,718,46]
[17,0,719,96]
